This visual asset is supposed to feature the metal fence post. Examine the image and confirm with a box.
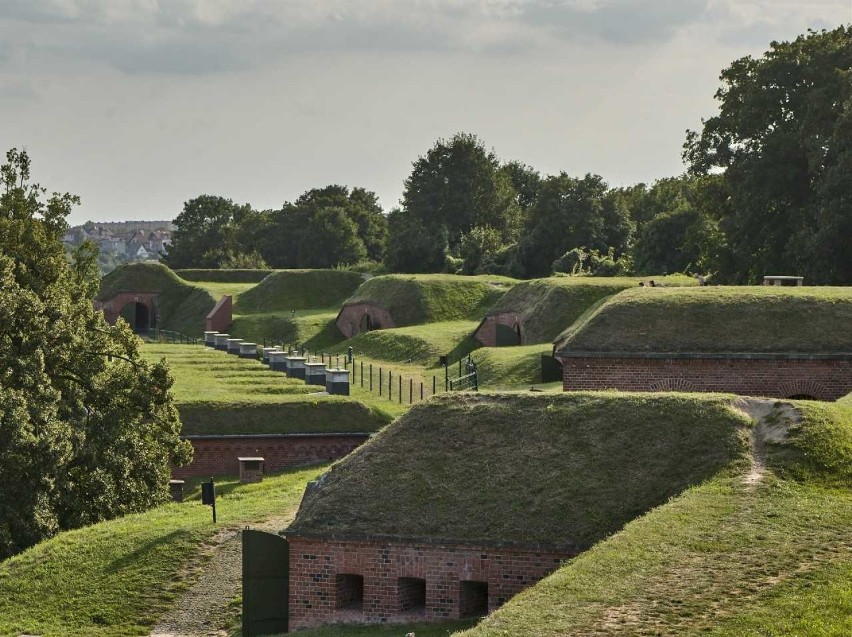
[360,361,364,387]
[379,368,383,396]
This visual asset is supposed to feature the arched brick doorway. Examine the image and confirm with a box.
[119,301,155,333]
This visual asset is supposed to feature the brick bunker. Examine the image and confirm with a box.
[472,312,524,347]
[282,393,751,630]
[335,302,396,338]
[552,287,852,401]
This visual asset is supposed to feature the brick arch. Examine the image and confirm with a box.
[97,292,159,329]
[647,378,700,393]
[777,379,830,401]
[335,302,396,338]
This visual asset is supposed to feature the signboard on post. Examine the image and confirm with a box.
[201,477,217,523]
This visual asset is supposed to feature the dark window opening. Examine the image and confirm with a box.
[359,313,372,333]
[336,574,364,611]
[788,394,816,400]
[398,577,426,613]
[459,580,488,618]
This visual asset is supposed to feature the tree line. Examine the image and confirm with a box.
[164,27,851,285]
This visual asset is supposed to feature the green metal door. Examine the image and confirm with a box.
[242,529,289,636]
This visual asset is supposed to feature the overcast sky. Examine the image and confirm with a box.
[1,0,849,225]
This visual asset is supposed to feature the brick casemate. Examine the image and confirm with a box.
[473,312,524,347]
[206,295,233,332]
[171,433,369,479]
[96,291,159,327]
[555,352,852,401]
[335,302,397,338]
[286,535,571,630]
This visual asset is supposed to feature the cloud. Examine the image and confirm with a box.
[0,0,844,75]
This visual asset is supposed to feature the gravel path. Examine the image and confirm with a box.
[150,517,290,637]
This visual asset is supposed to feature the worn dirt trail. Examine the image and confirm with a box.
[733,397,798,488]
[149,516,291,637]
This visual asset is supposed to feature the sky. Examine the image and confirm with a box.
[1,0,850,225]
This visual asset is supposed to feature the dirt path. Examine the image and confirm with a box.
[732,397,798,488]
[150,516,291,637]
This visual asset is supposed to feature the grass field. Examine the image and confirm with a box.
[486,274,696,344]
[555,286,852,353]
[142,344,390,434]
[289,393,752,546]
[343,274,516,326]
[0,467,324,637]
[456,400,852,636]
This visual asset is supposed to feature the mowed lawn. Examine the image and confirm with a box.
[0,467,325,637]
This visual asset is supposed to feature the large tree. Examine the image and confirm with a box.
[517,173,634,278]
[162,195,254,269]
[394,133,520,271]
[0,149,190,558]
[684,26,852,284]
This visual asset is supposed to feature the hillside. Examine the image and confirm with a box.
[288,393,751,547]
[341,274,515,327]
[97,262,216,336]
[336,320,479,365]
[555,286,852,353]
[457,401,852,637]
[487,275,695,344]
[237,270,363,313]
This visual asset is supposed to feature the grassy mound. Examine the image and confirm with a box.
[471,344,553,388]
[335,320,479,365]
[288,393,750,547]
[229,310,343,351]
[457,401,852,637]
[97,262,216,336]
[555,286,852,353]
[174,268,273,283]
[237,270,363,313]
[142,344,390,434]
[342,274,516,327]
[485,275,694,343]
[0,467,323,637]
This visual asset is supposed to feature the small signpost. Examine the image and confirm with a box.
[201,477,217,523]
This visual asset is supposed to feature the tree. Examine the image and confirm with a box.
[298,207,367,268]
[0,149,190,558]
[517,173,634,278]
[162,195,252,268]
[399,133,521,259]
[384,208,447,273]
[684,26,852,283]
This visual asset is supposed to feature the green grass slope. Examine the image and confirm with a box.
[98,262,216,336]
[335,320,479,365]
[288,393,750,547]
[237,270,363,313]
[458,401,852,637]
[555,286,852,353]
[174,268,274,283]
[472,344,553,388]
[142,344,389,434]
[488,275,695,344]
[0,467,323,637]
[229,309,343,351]
[342,274,516,327]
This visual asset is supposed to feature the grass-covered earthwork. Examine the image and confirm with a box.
[0,467,324,637]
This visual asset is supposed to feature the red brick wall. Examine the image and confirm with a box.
[556,354,852,401]
[97,291,158,326]
[473,313,524,347]
[206,295,232,332]
[335,303,397,338]
[171,434,369,479]
[287,536,570,630]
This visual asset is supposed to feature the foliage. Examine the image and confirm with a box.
[460,224,504,274]
[0,149,190,559]
[684,26,852,284]
[517,173,634,278]
[552,246,633,277]
[162,195,254,269]
[298,207,367,267]
[390,132,521,272]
